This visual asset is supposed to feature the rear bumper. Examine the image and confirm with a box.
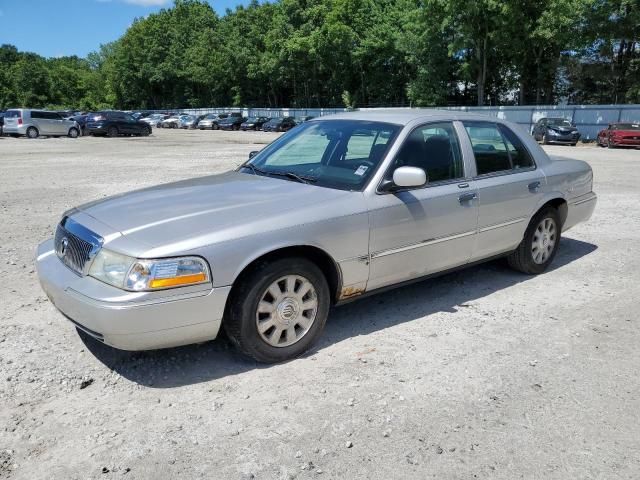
[3,125,28,135]
[564,192,597,232]
[36,239,230,351]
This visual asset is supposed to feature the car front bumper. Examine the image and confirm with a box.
[36,239,230,351]
[547,132,580,143]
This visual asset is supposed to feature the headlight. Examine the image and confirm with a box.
[89,250,210,291]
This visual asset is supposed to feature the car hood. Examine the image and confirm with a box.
[548,125,577,133]
[75,171,351,250]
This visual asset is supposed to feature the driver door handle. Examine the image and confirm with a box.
[459,192,477,204]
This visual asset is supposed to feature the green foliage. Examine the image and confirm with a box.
[0,0,637,110]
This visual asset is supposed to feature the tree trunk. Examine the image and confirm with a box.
[476,36,488,106]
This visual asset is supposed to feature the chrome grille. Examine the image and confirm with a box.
[54,219,102,275]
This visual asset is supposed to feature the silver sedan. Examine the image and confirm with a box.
[36,110,597,362]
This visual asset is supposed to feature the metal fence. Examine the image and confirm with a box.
[171,104,640,140]
[426,104,640,140]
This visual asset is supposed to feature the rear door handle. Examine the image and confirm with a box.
[459,192,477,204]
[528,181,541,192]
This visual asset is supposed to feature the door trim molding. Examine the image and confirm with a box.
[371,229,477,259]
[477,217,526,233]
[371,216,527,260]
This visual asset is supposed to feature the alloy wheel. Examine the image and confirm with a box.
[255,275,318,347]
[531,217,557,264]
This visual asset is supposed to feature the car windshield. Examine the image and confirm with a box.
[267,118,282,124]
[547,118,572,127]
[245,117,259,122]
[205,114,218,119]
[242,120,401,191]
[612,123,640,130]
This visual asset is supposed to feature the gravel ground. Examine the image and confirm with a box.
[0,129,639,480]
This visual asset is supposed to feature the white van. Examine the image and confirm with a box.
[3,109,81,139]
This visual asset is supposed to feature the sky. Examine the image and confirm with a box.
[0,0,252,58]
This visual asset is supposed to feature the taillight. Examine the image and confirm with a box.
[17,118,22,126]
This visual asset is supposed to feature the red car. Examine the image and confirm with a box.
[597,122,640,148]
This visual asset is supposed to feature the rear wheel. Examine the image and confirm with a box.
[142,126,151,136]
[224,257,330,363]
[26,127,39,139]
[107,126,118,138]
[68,127,79,138]
[508,206,561,274]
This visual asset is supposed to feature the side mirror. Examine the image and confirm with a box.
[249,151,259,159]
[392,166,427,188]
[379,166,427,192]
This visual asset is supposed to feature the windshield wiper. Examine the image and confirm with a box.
[240,163,268,176]
[279,171,318,184]
[240,163,317,184]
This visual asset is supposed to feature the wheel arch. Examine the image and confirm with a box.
[226,245,342,309]
[533,196,568,228]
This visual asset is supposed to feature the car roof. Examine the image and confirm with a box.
[316,109,517,126]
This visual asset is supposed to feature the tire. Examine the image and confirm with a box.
[107,126,118,138]
[507,206,561,274]
[570,142,577,147]
[68,128,79,138]
[607,140,616,149]
[26,127,39,139]
[542,133,550,145]
[224,257,330,363]
[142,127,151,136]
[213,124,219,130]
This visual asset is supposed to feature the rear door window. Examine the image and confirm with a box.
[463,122,534,175]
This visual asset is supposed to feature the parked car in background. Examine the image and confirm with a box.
[86,111,152,137]
[180,115,199,129]
[240,116,270,131]
[198,113,229,130]
[142,113,169,128]
[294,116,315,125]
[2,109,81,138]
[69,114,89,135]
[262,116,296,132]
[160,115,183,129]
[219,116,247,131]
[532,117,580,146]
[0,112,4,136]
[597,122,640,148]
[36,110,596,363]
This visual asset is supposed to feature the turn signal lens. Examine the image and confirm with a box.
[149,273,207,289]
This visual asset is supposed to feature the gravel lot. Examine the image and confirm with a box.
[0,128,639,479]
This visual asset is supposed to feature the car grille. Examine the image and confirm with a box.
[54,222,100,275]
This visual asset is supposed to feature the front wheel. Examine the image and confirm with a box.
[68,127,79,138]
[224,257,330,363]
[107,126,118,138]
[508,207,561,274]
